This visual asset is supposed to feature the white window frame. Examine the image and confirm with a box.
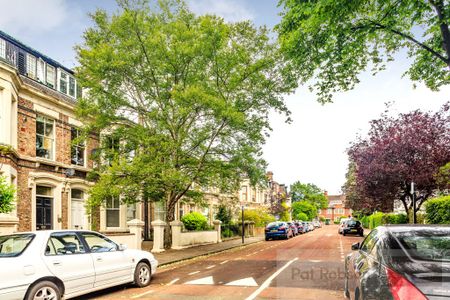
[46,64,56,88]
[26,54,36,79]
[37,58,45,82]
[0,38,5,59]
[58,68,68,94]
[106,196,120,228]
[36,115,55,160]
[68,75,76,98]
[71,127,86,167]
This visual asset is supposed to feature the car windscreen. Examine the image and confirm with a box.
[347,220,360,226]
[267,222,282,228]
[393,231,450,262]
[0,233,35,257]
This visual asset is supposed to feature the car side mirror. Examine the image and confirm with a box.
[118,244,128,251]
[351,242,360,251]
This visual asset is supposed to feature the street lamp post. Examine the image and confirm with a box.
[241,205,245,244]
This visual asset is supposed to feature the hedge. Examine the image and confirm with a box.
[360,212,408,229]
[425,195,450,224]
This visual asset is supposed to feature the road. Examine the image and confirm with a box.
[80,225,364,299]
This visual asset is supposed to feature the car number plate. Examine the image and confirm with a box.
[271,229,278,232]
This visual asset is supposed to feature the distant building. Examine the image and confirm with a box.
[319,192,353,222]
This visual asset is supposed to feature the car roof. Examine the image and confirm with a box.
[2,229,98,237]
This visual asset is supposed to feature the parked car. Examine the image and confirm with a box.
[294,222,306,234]
[313,221,322,228]
[345,225,450,300]
[307,222,315,231]
[265,222,293,240]
[0,230,158,300]
[287,222,299,236]
[342,220,364,237]
[302,221,313,232]
[338,218,349,234]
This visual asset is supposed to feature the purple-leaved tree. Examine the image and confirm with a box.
[344,103,450,216]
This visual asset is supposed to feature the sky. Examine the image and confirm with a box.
[1,0,448,194]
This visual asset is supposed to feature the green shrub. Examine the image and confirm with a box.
[383,213,408,224]
[425,196,450,224]
[296,212,308,221]
[369,212,384,229]
[360,216,369,228]
[181,212,208,231]
[244,208,276,226]
[0,175,15,214]
[215,204,232,225]
[319,216,325,222]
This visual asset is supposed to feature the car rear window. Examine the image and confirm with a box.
[347,220,361,226]
[0,234,35,257]
[267,222,282,227]
[393,231,450,262]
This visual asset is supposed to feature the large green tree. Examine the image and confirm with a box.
[292,201,317,221]
[277,0,450,103]
[76,0,297,233]
[290,181,327,209]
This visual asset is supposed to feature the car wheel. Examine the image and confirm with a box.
[135,262,152,287]
[265,236,269,241]
[26,280,61,300]
[343,231,346,236]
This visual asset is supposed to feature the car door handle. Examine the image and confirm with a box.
[96,257,103,262]
[53,261,62,266]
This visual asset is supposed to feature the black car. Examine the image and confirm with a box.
[342,219,364,237]
[345,225,450,300]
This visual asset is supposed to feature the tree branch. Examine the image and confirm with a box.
[429,0,450,68]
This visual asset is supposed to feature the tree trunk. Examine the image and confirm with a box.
[163,197,177,249]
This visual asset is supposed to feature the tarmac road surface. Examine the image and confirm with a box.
[76,224,364,300]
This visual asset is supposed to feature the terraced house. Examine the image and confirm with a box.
[0,30,101,234]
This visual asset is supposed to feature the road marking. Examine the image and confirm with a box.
[226,277,258,287]
[167,278,179,286]
[206,265,216,269]
[188,271,200,275]
[131,290,155,299]
[309,260,322,263]
[220,260,229,265]
[245,258,299,300]
[184,276,214,285]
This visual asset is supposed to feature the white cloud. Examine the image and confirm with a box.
[188,0,254,22]
[0,0,69,34]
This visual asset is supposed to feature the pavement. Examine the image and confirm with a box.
[76,224,365,300]
[145,236,265,266]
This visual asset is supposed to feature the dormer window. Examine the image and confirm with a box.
[46,65,55,88]
[26,54,36,79]
[37,58,45,82]
[69,76,76,97]
[58,69,68,94]
[0,38,5,59]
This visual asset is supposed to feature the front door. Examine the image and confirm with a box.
[36,196,52,230]
[72,199,85,229]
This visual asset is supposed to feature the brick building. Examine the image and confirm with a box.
[0,30,100,234]
[318,193,353,222]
